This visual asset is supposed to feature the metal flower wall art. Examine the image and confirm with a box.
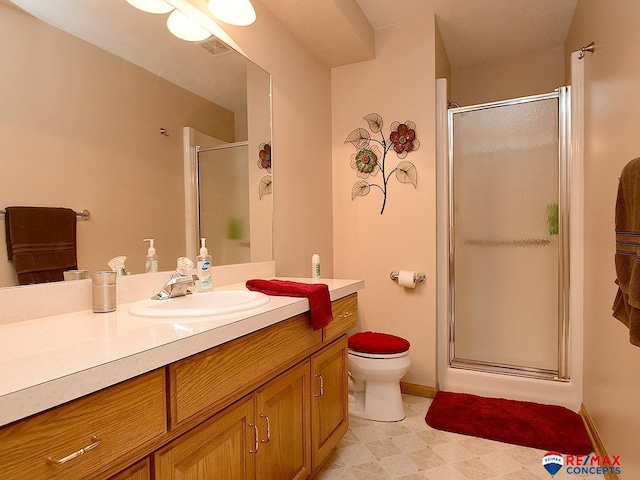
[345,113,419,214]
[258,142,272,199]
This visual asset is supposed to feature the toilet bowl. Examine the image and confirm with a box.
[347,332,411,422]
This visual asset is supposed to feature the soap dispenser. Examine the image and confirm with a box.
[144,238,158,273]
[196,238,213,292]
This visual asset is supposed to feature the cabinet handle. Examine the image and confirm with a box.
[260,414,271,443]
[46,436,101,465]
[315,374,324,398]
[248,423,259,454]
[339,311,352,319]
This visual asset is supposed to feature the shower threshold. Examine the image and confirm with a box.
[450,357,568,382]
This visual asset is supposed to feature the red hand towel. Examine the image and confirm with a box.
[246,279,333,330]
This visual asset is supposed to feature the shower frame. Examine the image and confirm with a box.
[446,88,572,382]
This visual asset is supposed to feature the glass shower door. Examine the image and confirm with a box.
[198,143,251,266]
[449,91,569,379]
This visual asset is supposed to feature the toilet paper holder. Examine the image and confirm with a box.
[390,270,426,284]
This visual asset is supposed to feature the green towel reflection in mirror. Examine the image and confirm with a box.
[227,218,245,240]
[546,203,559,235]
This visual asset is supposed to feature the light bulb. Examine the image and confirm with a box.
[208,0,256,26]
[126,0,173,14]
[167,10,212,42]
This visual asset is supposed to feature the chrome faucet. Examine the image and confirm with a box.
[151,274,198,300]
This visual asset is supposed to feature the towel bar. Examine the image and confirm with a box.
[0,208,90,220]
[464,238,550,247]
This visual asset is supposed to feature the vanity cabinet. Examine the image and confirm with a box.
[0,292,359,480]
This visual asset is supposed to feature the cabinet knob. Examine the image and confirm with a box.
[339,311,352,319]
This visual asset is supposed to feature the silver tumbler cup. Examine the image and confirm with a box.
[92,271,116,313]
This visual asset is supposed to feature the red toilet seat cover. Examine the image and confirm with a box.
[348,331,410,355]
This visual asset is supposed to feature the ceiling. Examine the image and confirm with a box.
[262,0,578,69]
[7,0,580,104]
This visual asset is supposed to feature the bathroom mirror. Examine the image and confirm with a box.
[0,0,272,287]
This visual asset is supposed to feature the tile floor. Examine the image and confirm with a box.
[317,395,605,480]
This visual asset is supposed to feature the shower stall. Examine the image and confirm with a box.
[449,90,570,380]
[436,55,584,409]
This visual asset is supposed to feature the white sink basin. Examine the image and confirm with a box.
[128,290,270,319]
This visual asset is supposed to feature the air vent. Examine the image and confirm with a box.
[198,37,232,57]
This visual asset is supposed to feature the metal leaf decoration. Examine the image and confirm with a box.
[363,113,383,133]
[346,114,420,214]
[344,128,370,149]
[395,161,417,188]
[259,175,272,199]
[351,181,371,200]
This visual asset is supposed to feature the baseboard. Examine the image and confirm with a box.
[580,403,620,480]
[400,382,438,398]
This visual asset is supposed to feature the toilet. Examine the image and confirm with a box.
[347,331,411,422]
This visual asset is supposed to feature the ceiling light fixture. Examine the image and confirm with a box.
[126,0,174,14]
[167,9,213,42]
[208,0,256,26]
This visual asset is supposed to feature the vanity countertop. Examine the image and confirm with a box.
[0,278,363,427]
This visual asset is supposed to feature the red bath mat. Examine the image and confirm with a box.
[425,391,593,454]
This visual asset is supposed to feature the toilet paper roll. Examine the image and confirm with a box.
[398,270,416,289]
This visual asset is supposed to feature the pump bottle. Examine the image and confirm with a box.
[196,238,213,292]
[144,238,158,273]
[312,253,321,282]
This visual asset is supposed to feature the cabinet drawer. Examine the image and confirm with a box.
[169,314,323,429]
[0,369,166,480]
[324,294,358,343]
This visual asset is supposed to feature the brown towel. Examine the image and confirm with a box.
[613,158,640,346]
[4,206,78,285]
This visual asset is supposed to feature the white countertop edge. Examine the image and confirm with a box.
[0,278,363,427]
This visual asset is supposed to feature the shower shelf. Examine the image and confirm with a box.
[464,238,552,247]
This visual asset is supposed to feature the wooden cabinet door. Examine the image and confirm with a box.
[154,396,256,480]
[310,337,348,471]
[109,458,150,480]
[255,362,311,480]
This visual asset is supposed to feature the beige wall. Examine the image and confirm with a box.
[566,1,640,477]
[332,17,438,387]
[196,0,334,278]
[435,20,451,99]
[451,47,565,106]
[0,3,233,287]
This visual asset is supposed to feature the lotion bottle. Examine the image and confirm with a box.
[144,238,158,273]
[312,253,321,282]
[196,238,213,292]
